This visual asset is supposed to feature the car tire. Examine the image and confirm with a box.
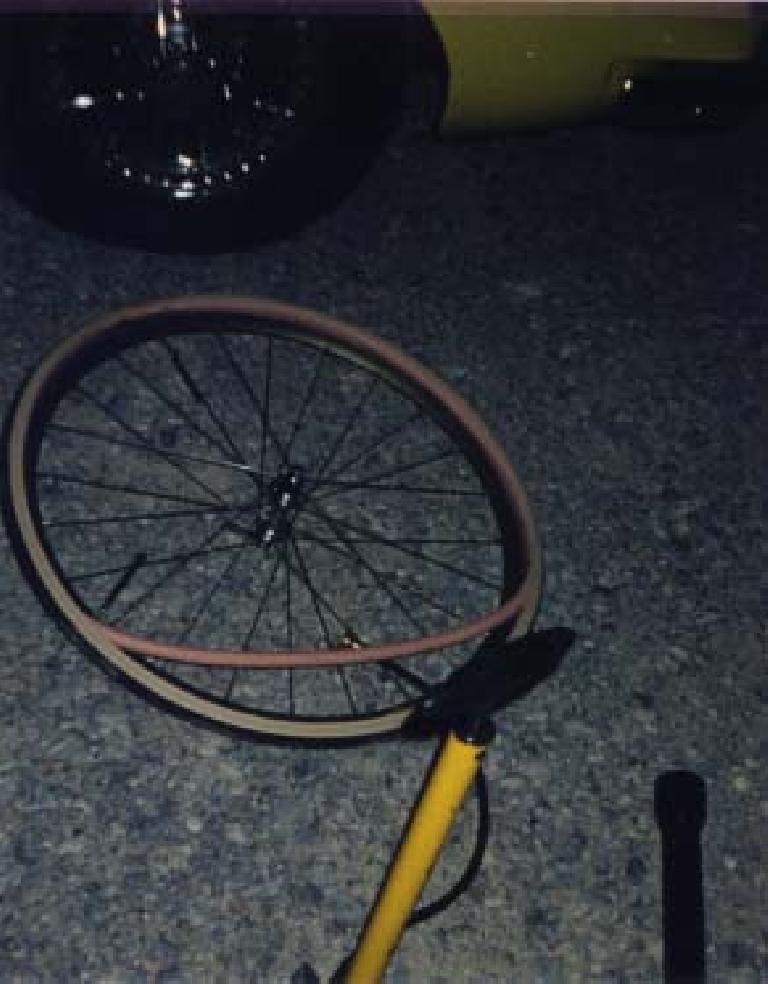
[0,12,408,252]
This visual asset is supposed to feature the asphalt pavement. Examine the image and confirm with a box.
[0,97,765,982]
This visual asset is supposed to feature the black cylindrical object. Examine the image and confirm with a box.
[654,770,708,984]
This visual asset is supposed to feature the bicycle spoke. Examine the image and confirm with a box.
[160,339,247,465]
[69,539,251,583]
[376,659,428,697]
[43,504,244,528]
[49,422,266,478]
[310,503,427,636]
[336,666,358,714]
[288,534,333,645]
[312,479,488,500]
[261,335,274,488]
[118,522,231,622]
[283,535,355,638]
[321,409,422,484]
[383,573,468,623]
[224,549,283,702]
[44,550,149,662]
[215,333,289,477]
[307,375,378,494]
[284,348,327,461]
[284,539,294,716]
[297,531,499,547]
[74,384,227,505]
[223,671,239,702]
[101,551,148,610]
[177,544,247,644]
[292,526,468,623]
[37,471,223,510]
[240,552,282,651]
[301,501,500,591]
[291,537,426,714]
[288,533,357,715]
[307,447,462,499]
[116,353,233,461]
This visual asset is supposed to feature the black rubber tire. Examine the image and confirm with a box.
[0,12,408,252]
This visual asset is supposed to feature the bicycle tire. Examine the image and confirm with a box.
[3,296,540,741]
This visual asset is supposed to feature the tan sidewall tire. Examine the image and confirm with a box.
[5,296,541,741]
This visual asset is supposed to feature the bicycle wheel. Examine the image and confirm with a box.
[3,296,540,741]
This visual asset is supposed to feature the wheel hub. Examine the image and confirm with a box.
[233,466,306,548]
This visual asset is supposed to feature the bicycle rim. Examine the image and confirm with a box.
[3,296,540,740]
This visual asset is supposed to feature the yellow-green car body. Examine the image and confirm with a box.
[421,2,758,132]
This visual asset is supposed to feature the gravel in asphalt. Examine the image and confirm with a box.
[0,94,765,982]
